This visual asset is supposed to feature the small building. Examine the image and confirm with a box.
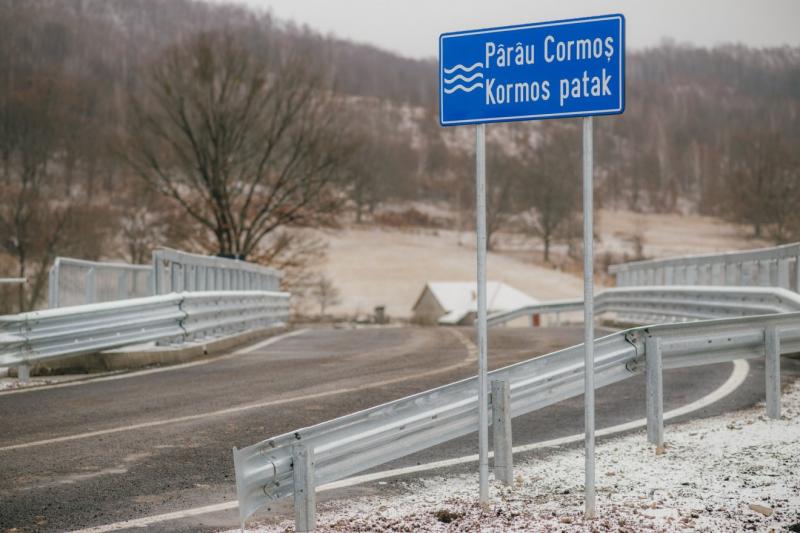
[411,281,538,326]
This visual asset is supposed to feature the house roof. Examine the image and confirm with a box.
[415,281,538,324]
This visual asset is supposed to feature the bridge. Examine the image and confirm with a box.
[0,243,798,532]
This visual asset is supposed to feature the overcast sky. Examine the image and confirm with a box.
[216,0,800,59]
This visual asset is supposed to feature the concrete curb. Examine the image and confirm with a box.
[14,326,289,377]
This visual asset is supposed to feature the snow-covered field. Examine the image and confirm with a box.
[238,379,800,532]
[318,208,765,319]
[596,209,768,261]
[321,226,584,319]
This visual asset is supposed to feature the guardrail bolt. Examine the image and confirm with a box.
[764,327,781,419]
[491,380,513,485]
[292,444,316,532]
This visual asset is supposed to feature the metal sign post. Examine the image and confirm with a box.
[582,116,595,517]
[439,14,624,512]
[475,123,489,503]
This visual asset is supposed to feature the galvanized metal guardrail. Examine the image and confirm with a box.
[609,242,800,290]
[233,310,799,529]
[0,290,290,369]
[486,286,800,327]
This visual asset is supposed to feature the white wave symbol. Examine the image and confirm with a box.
[444,82,484,94]
[443,72,483,84]
[443,62,483,74]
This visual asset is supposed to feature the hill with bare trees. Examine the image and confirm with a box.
[1,0,798,312]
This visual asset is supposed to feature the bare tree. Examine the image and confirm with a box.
[122,32,353,260]
[0,67,109,311]
[485,143,523,251]
[519,125,581,262]
[250,228,328,294]
[724,128,799,242]
[116,179,196,264]
[344,106,420,223]
[310,274,341,316]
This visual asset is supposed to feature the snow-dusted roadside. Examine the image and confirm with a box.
[0,375,63,391]
[0,373,101,391]
[238,379,800,533]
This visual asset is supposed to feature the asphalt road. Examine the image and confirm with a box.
[0,325,795,532]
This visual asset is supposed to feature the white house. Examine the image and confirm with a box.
[411,281,538,326]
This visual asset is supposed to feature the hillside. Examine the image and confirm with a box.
[2,0,798,215]
[2,0,799,313]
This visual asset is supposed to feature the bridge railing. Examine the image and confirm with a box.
[47,257,153,308]
[608,242,800,291]
[233,309,800,528]
[47,248,282,309]
[152,248,281,295]
[486,286,800,327]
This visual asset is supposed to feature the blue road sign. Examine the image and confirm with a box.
[439,14,625,126]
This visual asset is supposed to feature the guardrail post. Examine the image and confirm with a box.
[758,260,770,286]
[17,364,30,383]
[723,262,733,285]
[795,255,800,292]
[675,265,684,284]
[645,335,664,448]
[491,380,513,485]
[742,261,753,285]
[86,267,97,304]
[117,270,129,300]
[765,326,781,419]
[686,265,697,285]
[777,259,790,289]
[48,266,57,308]
[292,444,316,532]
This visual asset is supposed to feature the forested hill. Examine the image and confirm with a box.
[2,0,799,216]
[2,0,438,107]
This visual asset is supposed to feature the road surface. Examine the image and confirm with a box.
[0,325,793,532]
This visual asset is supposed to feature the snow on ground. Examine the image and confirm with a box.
[317,209,765,320]
[597,209,769,260]
[237,379,800,532]
[321,226,584,320]
[0,374,91,391]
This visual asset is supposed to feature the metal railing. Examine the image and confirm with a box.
[0,290,290,368]
[487,286,800,327]
[233,310,800,525]
[153,248,281,295]
[0,278,26,285]
[47,249,282,309]
[609,242,800,291]
[47,257,153,308]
